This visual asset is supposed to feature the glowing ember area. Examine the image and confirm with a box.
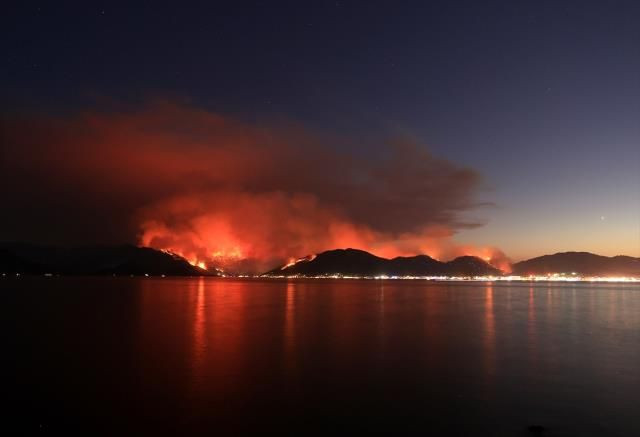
[139,205,512,274]
[211,248,244,259]
[281,254,317,270]
[137,192,512,274]
[453,246,513,273]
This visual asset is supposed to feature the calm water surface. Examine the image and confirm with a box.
[6,277,640,435]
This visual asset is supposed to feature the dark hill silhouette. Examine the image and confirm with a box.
[445,255,502,276]
[0,248,44,274]
[512,252,640,276]
[264,248,502,277]
[278,249,388,276]
[0,243,206,276]
[387,254,445,276]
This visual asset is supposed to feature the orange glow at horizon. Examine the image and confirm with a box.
[141,206,512,274]
[146,226,511,274]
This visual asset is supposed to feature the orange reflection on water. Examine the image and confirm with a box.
[191,277,207,388]
[484,284,496,382]
[374,280,387,365]
[186,279,248,398]
[328,283,358,358]
[423,285,443,354]
[284,281,298,379]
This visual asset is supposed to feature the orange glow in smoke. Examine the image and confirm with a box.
[143,214,511,274]
[139,197,511,274]
[2,100,506,274]
[454,245,512,273]
[3,101,510,274]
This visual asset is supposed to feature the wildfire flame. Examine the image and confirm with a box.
[281,254,317,270]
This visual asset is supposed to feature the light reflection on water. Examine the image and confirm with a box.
[6,277,640,434]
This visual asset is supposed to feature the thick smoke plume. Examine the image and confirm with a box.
[1,101,510,272]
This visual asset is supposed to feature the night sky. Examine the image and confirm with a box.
[2,1,639,263]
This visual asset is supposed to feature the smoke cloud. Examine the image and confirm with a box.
[1,101,509,272]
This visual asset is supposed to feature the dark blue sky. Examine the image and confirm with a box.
[3,1,639,258]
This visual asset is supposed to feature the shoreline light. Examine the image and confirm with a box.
[258,274,640,283]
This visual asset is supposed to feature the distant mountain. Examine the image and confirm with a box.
[512,252,640,277]
[0,243,207,276]
[264,248,502,277]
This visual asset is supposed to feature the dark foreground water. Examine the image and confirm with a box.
[5,277,640,435]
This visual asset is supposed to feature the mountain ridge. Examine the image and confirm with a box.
[264,248,502,277]
[511,251,640,276]
[0,243,207,276]
[2,244,638,278]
